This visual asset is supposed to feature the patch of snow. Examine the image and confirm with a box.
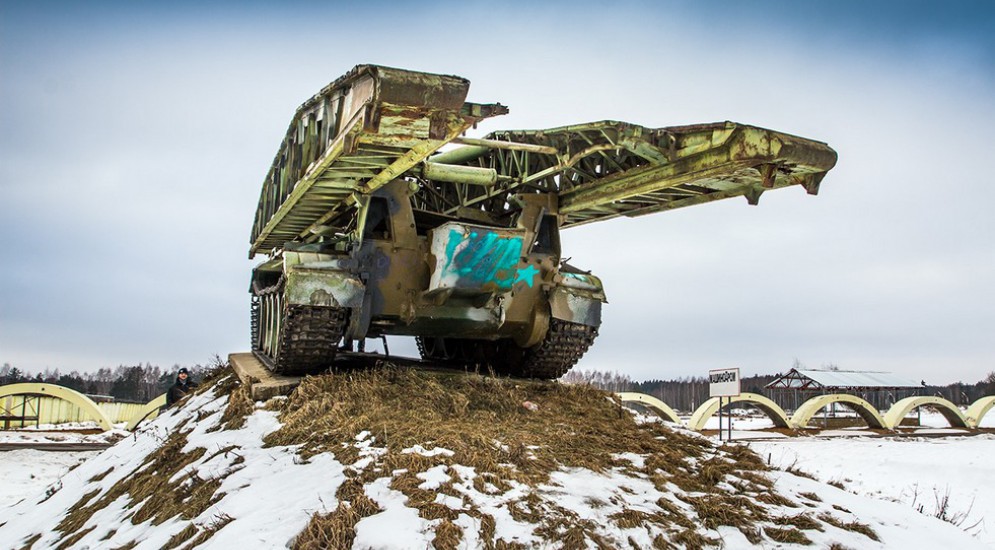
[417,465,451,490]
[611,452,646,469]
[402,444,454,457]
[354,477,435,549]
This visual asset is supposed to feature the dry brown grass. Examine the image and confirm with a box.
[670,528,720,550]
[55,526,96,550]
[219,384,254,430]
[162,524,199,550]
[432,520,463,550]
[54,429,231,546]
[610,508,647,529]
[89,467,114,483]
[818,512,879,541]
[18,533,41,550]
[185,514,234,548]
[193,355,236,396]
[293,504,362,550]
[798,491,822,502]
[262,366,810,549]
[764,525,812,544]
[265,367,708,481]
[756,490,799,508]
[55,489,100,535]
[773,513,824,532]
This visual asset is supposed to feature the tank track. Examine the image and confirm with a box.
[416,319,599,379]
[271,305,350,375]
[252,276,349,375]
[250,295,260,351]
[503,319,599,379]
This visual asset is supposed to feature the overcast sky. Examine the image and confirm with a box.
[2,1,993,384]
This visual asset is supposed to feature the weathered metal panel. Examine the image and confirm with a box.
[284,268,365,308]
[428,222,527,294]
[550,287,602,327]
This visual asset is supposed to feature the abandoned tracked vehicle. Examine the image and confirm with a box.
[249,65,837,378]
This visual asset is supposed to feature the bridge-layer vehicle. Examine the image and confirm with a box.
[249,65,837,378]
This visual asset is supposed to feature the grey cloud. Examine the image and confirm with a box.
[1,2,993,384]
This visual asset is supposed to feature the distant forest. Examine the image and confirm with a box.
[0,360,217,404]
[562,366,995,413]
[2,358,993,411]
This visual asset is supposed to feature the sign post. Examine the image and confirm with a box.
[709,368,741,442]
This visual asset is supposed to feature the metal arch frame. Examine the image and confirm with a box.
[965,396,995,429]
[616,392,683,425]
[687,392,791,432]
[884,396,969,430]
[124,394,167,431]
[790,393,887,430]
[0,383,114,432]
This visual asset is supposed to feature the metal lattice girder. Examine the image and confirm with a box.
[416,120,837,227]
[249,65,507,258]
[250,66,836,259]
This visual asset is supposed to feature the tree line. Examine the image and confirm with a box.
[4,358,993,411]
[563,367,995,413]
[0,362,212,404]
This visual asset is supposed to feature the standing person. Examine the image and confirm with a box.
[166,367,198,407]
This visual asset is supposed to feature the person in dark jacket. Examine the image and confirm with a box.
[166,367,198,407]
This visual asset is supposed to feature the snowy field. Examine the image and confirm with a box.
[1,405,993,548]
[748,435,995,547]
[695,411,995,548]
[0,449,97,505]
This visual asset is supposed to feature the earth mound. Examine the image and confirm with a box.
[0,365,977,549]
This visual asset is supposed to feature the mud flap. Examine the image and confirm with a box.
[550,287,603,327]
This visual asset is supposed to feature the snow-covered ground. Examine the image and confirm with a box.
[1,394,992,548]
[0,428,126,445]
[0,449,98,506]
[748,435,995,547]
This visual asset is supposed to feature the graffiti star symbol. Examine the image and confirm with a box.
[515,265,540,288]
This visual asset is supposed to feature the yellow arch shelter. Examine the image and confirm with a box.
[616,392,683,425]
[790,393,887,430]
[0,383,114,432]
[124,393,167,431]
[965,396,995,428]
[883,396,969,430]
[687,392,791,432]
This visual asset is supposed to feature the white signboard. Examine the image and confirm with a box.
[709,368,741,397]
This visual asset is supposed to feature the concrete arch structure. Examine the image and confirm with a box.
[965,396,995,429]
[616,392,683,425]
[790,394,887,430]
[884,396,969,430]
[0,383,114,431]
[688,392,791,432]
[125,394,167,431]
